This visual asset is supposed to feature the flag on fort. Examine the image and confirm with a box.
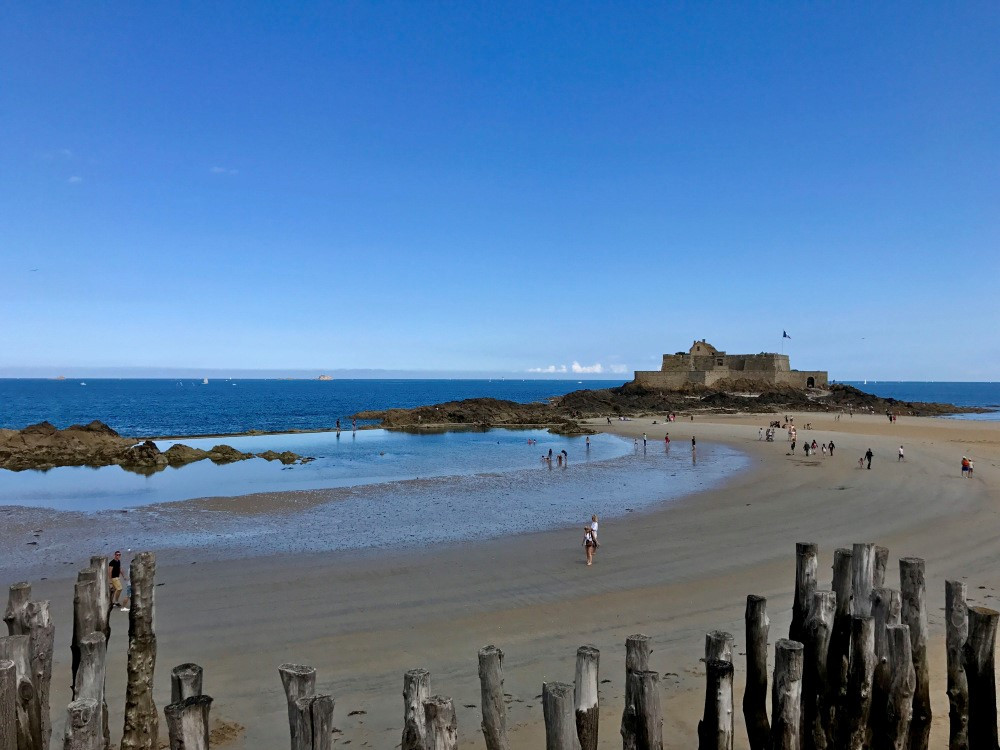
[783,331,791,339]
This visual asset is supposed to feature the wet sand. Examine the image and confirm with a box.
[12,412,1000,748]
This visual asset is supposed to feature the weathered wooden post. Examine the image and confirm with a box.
[72,570,100,689]
[3,584,30,636]
[945,580,969,750]
[791,543,818,643]
[873,546,889,588]
[22,600,53,750]
[74,633,106,745]
[310,694,334,750]
[1,659,16,750]
[164,695,212,750]
[743,595,769,750]
[544,682,582,750]
[477,645,509,750]
[963,606,999,749]
[287,693,334,750]
[870,585,901,741]
[884,624,915,750]
[121,551,158,750]
[621,634,651,750]
[0,635,33,750]
[836,616,874,750]
[698,659,733,750]
[705,631,733,663]
[899,557,930,750]
[771,639,803,750]
[625,671,661,750]
[89,555,112,641]
[279,664,317,749]
[402,669,430,750]
[64,698,100,750]
[573,646,599,750]
[171,664,204,703]
[803,590,835,750]
[827,548,853,727]
[850,543,875,617]
[424,696,458,750]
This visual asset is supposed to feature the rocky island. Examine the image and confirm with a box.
[0,421,312,473]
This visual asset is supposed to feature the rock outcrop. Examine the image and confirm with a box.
[0,421,311,473]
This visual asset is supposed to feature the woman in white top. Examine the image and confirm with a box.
[590,515,600,548]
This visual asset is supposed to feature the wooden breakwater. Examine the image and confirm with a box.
[1,542,996,749]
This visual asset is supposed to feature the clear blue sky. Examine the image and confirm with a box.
[3,3,998,380]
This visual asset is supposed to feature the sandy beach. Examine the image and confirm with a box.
[11,411,1000,748]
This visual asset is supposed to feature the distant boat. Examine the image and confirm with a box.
[202,378,209,385]
[80,382,86,386]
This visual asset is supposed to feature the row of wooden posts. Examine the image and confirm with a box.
[2,542,999,749]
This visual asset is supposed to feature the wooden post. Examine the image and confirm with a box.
[311,694,334,750]
[63,698,100,750]
[3,584,30,637]
[545,682,583,750]
[827,548,853,731]
[89,555,112,641]
[850,543,875,617]
[21,600,53,750]
[622,634,651,750]
[791,543,818,643]
[573,646,599,750]
[705,631,733,663]
[963,606,999,749]
[771,639,804,750]
[803,590,835,750]
[873,546,889,588]
[636,671,663,750]
[899,557,930,750]
[0,635,33,750]
[121,551,158,750]
[74,633,106,746]
[72,570,100,690]
[870,585,901,741]
[402,669,430,750]
[698,659,733,750]
[946,580,969,750]
[743,595,769,750]
[836,616,874,750]
[164,695,212,750]
[171,664,203,703]
[1,659,16,750]
[279,664,317,749]
[424,696,458,750]
[477,645,509,750]
[884,624,915,750]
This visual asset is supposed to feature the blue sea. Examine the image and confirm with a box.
[0,378,629,436]
[837,381,1000,420]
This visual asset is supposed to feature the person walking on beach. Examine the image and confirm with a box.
[804,442,811,457]
[865,448,874,470]
[962,456,970,477]
[898,445,905,462]
[590,514,600,548]
[583,526,596,566]
[109,551,124,606]
[828,441,835,456]
[790,439,796,453]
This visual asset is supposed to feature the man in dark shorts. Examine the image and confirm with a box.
[865,448,874,470]
[109,551,123,606]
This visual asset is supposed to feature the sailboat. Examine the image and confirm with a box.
[202,378,209,385]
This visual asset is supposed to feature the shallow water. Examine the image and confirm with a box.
[0,428,626,511]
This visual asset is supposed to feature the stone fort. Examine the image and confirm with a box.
[633,339,828,390]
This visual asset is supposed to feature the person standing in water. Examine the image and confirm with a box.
[691,436,696,450]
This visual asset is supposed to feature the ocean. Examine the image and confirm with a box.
[837,381,1000,420]
[0,378,629,436]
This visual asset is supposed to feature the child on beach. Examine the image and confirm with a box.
[583,527,596,565]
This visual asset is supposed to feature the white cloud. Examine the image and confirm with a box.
[527,364,568,373]
[67,176,82,184]
[608,364,628,374]
[211,166,239,175]
[571,361,604,374]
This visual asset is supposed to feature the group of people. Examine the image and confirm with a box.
[962,456,975,477]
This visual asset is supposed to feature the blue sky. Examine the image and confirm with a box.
[2,3,998,380]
